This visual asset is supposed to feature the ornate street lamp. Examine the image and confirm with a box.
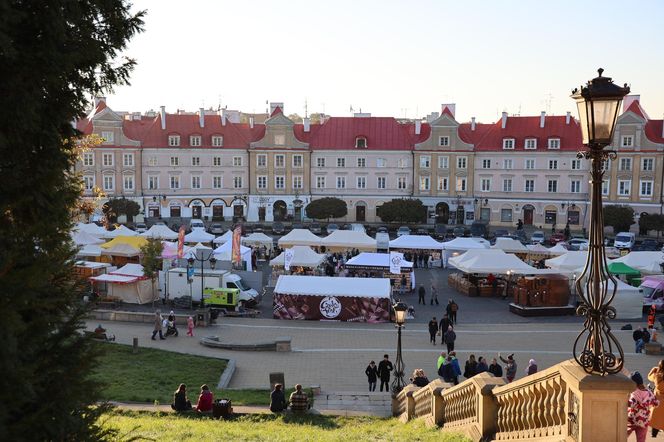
[391,301,408,396]
[570,68,629,375]
[187,249,217,308]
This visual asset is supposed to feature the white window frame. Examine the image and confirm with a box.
[524,138,537,149]
[293,175,303,189]
[293,155,303,168]
[502,138,515,149]
[233,156,242,167]
[357,157,366,168]
[525,159,535,170]
[547,180,558,193]
[376,158,387,168]
[83,175,95,191]
[642,158,654,172]
[420,156,430,168]
[122,153,134,167]
[170,156,179,166]
[316,157,325,168]
[356,176,367,189]
[213,156,222,167]
[640,180,653,197]
[148,156,158,167]
[503,159,513,170]
[438,156,449,169]
[480,178,491,192]
[570,180,581,193]
[502,178,512,192]
[168,135,180,147]
[619,158,632,171]
[355,137,367,148]
[439,136,450,147]
[438,177,449,191]
[213,176,223,189]
[190,135,201,147]
[316,176,326,189]
[398,176,407,190]
[83,153,94,166]
[233,176,243,189]
[102,153,114,167]
[456,177,467,192]
[481,159,491,169]
[257,175,267,190]
[103,175,114,191]
[571,159,581,170]
[547,138,560,149]
[377,176,386,189]
[274,175,285,190]
[274,154,285,168]
[618,179,631,196]
[398,158,408,168]
[191,156,200,167]
[169,175,180,190]
[457,156,467,169]
[602,179,610,196]
[337,157,345,168]
[148,176,159,190]
[256,154,267,168]
[524,179,535,193]
[419,176,430,191]
[549,159,558,170]
[621,135,633,147]
[101,131,114,144]
[191,175,201,189]
[123,175,134,191]
[336,176,346,189]
[212,136,224,147]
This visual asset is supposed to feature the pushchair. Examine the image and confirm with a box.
[165,320,179,337]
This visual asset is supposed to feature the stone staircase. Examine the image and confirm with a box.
[313,391,392,417]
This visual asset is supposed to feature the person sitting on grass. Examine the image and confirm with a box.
[171,383,192,412]
[289,384,309,412]
[270,383,287,413]
[195,384,214,413]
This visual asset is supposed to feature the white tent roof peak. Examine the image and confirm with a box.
[270,246,326,268]
[346,252,413,268]
[278,229,322,247]
[141,224,178,240]
[389,235,444,250]
[184,228,215,243]
[213,230,233,244]
[492,237,528,253]
[442,237,490,251]
[320,230,377,248]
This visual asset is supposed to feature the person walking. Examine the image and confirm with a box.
[428,317,439,345]
[444,326,456,353]
[151,310,165,340]
[186,316,195,337]
[439,314,451,345]
[377,354,394,392]
[463,354,478,379]
[628,372,659,442]
[648,360,664,438]
[446,299,458,324]
[430,284,439,305]
[418,285,426,305]
[436,352,447,372]
[499,353,517,383]
[488,358,503,378]
[365,361,378,392]
[525,359,538,376]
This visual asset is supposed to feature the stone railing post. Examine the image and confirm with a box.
[392,385,419,421]
[472,373,506,439]
[429,379,453,426]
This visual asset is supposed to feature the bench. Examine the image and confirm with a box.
[85,331,116,341]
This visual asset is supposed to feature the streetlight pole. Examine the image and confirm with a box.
[391,302,408,396]
[188,249,217,308]
[571,68,630,375]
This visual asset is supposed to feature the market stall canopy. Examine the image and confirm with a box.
[526,244,551,253]
[212,240,253,271]
[278,229,322,247]
[611,252,664,275]
[449,249,549,274]
[270,246,326,268]
[101,225,138,239]
[101,243,141,258]
[607,261,641,277]
[185,243,214,259]
[345,252,414,269]
[448,249,507,266]
[548,243,569,255]
[75,222,107,237]
[492,238,528,253]
[71,229,104,246]
[161,241,191,259]
[184,227,215,243]
[242,232,274,249]
[320,230,377,250]
[274,275,391,298]
[545,251,587,273]
[100,235,148,250]
[212,230,233,245]
[89,274,138,284]
[76,244,103,257]
[141,224,178,240]
[442,237,490,251]
[113,263,146,278]
[389,235,444,250]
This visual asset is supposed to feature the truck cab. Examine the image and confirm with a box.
[223,273,260,306]
[641,276,664,311]
[204,287,240,309]
[614,232,635,250]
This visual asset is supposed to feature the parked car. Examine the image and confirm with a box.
[494,229,509,239]
[209,222,224,235]
[350,223,366,233]
[531,231,545,244]
[190,219,205,230]
[376,226,388,233]
[453,226,466,237]
[252,224,264,233]
[614,232,636,249]
[641,276,664,311]
[134,222,147,233]
[292,223,304,230]
[470,222,488,239]
[434,224,447,240]
[397,226,411,237]
[637,238,660,251]
[416,228,429,235]
[568,238,589,251]
[326,223,339,234]
[272,222,285,235]
[309,223,322,234]
[549,233,566,245]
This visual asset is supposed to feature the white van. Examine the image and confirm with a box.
[614,232,635,249]
[190,219,205,230]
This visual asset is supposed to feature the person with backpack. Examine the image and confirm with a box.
[449,352,461,385]
[439,314,451,345]
[447,299,458,324]
[438,355,455,384]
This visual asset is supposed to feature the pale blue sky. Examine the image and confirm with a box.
[108,0,664,123]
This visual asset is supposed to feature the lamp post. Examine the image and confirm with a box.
[571,68,629,375]
[391,301,408,396]
[187,248,217,308]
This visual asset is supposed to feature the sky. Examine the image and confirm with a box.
[107,0,664,124]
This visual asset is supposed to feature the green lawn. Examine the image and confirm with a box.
[103,410,470,442]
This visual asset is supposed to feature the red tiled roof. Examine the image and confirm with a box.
[458,122,494,145]
[441,106,454,118]
[309,117,414,150]
[645,120,664,144]
[625,100,647,119]
[76,118,93,135]
[293,124,322,143]
[402,122,432,144]
[473,115,583,151]
[270,106,283,117]
[138,113,251,148]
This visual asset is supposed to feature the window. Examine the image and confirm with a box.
[123,175,134,191]
[525,179,535,192]
[83,153,94,166]
[293,155,303,168]
[621,135,633,147]
[233,156,242,167]
[233,176,243,189]
[501,209,513,223]
[83,175,95,190]
[275,176,285,189]
[336,176,346,189]
[293,175,303,189]
[148,176,159,190]
[618,180,631,196]
[456,177,467,192]
[640,180,653,197]
[256,154,266,168]
[275,155,285,168]
[274,134,285,145]
[191,176,201,189]
[120,153,133,167]
[548,160,558,170]
[316,157,325,168]
[169,176,180,189]
[213,176,222,189]
[502,138,515,149]
[480,178,491,192]
[419,176,430,191]
[148,156,158,167]
[212,136,224,147]
[571,159,581,170]
[525,138,537,149]
[170,156,179,166]
[545,210,557,224]
[103,175,114,191]
[398,176,407,190]
[355,137,367,148]
[503,179,512,192]
[548,180,558,193]
[619,158,632,171]
[101,131,114,144]
[337,158,345,168]
[457,157,467,169]
[398,158,408,168]
[642,158,654,172]
[377,177,386,189]
[420,156,430,168]
[439,136,450,147]
[438,177,449,191]
[191,156,200,166]
[190,136,201,147]
[570,180,581,193]
[602,179,610,196]
[438,156,449,169]
[503,159,513,170]
[481,159,491,169]
[357,157,366,168]
[525,159,535,170]
[356,176,366,189]
[102,153,113,167]
[168,135,180,146]
[377,158,386,168]
[316,176,326,189]
[254,175,266,190]
[213,156,222,166]
[548,138,560,149]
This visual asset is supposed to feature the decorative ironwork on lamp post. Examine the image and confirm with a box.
[570,68,630,375]
[391,301,408,396]
[187,249,217,308]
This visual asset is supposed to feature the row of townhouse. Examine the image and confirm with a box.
[76,96,664,229]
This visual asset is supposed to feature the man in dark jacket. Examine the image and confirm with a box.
[377,354,393,392]
[488,358,503,378]
[269,384,287,412]
[418,285,426,305]
[439,314,451,345]
[428,317,438,345]
[444,326,456,353]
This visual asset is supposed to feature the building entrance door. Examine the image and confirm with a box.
[523,206,534,225]
[356,205,366,222]
[192,205,202,219]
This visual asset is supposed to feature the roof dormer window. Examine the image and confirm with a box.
[355,136,367,149]
[524,138,537,149]
[547,138,560,149]
[212,135,224,147]
[168,135,180,147]
[502,138,515,149]
[190,135,201,147]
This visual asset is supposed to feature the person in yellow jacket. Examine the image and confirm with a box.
[647,359,664,438]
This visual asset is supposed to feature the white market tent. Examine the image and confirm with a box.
[76,244,103,258]
[274,275,391,298]
[213,240,252,271]
[75,222,107,237]
[161,241,191,259]
[100,243,141,258]
[545,251,587,273]
[389,235,444,250]
[213,230,233,245]
[278,229,322,248]
[492,237,528,253]
[101,225,138,239]
[320,230,377,251]
[345,252,414,269]
[448,249,550,274]
[71,230,104,246]
[548,243,569,255]
[270,246,326,268]
[611,252,664,275]
[141,224,178,240]
[89,263,154,304]
[185,242,213,258]
[113,263,146,277]
[184,228,215,244]
[526,244,551,253]
[441,237,490,267]
[242,232,274,250]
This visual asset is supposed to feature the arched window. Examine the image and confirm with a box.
[355,136,367,148]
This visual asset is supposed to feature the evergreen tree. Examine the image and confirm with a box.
[0,1,143,439]
[141,238,164,306]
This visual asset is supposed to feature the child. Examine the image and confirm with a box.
[628,371,659,442]
[187,316,195,337]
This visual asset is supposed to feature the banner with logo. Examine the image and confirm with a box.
[284,248,295,272]
[232,225,242,266]
[389,252,404,274]
[272,293,390,323]
[177,225,185,258]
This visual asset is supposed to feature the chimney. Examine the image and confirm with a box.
[540,111,546,128]
[441,103,456,117]
[199,108,205,128]
[269,102,284,115]
[501,112,508,129]
[622,94,641,113]
[93,96,106,107]
[566,112,571,125]
[415,120,421,135]
[471,117,476,131]
[160,106,166,130]
[221,114,226,126]
[249,117,254,129]
[303,117,310,133]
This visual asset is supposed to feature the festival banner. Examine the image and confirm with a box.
[284,248,295,272]
[389,251,404,274]
[232,225,242,266]
[177,225,185,258]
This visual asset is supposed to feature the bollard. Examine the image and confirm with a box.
[133,337,138,354]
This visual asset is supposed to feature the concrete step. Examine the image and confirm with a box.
[314,391,393,417]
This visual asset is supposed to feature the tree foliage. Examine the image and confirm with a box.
[639,213,664,236]
[141,238,163,304]
[603,205,635,233]
[103,197,141,223]
[305,197,347,220]
[0,1,143,439]
[376,199,427,223]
